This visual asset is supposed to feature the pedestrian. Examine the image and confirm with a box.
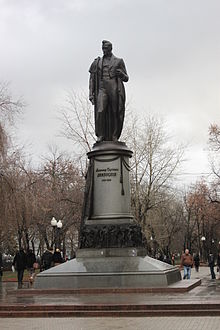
[26,249,36,285]
[41,248,53,270]
[158,253,164,262]
[217,252,220,280]
[208,253,216,279]
[171,253,175,266]
[12,248,27,289]
[53,248,63,266]
[180,249,194,279]
[0,252,3,280]
[194,253,200,272]
[163,255,172,265]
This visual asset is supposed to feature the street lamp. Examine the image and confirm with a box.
[57,220,63,250]
[51,217,57,227]
[201,236,206,262]
[51,217,57,249]
[57,220,63,229]
[150,236,155,257]
[50,217,63,250]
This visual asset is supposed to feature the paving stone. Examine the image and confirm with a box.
[1,316,220,330]
[0,266,220,328]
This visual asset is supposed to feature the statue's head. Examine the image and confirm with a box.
[102,40,112,56]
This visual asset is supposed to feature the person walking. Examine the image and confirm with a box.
[217,251,220,280]
[41,248,53,270]
[180,249,194,279]
[208,253,216,279]
[26,249,36,285]
[194,253,200,272]
[53,248,63,266]
[12,248,27,289]
[0,252,3,280]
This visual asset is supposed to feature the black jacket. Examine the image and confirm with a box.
[13,250,27,270]
[53,251,63,263]
[26,251,36,268]
[217,255,220,267]
[194,254,200,267]
[41,250,53,268]
[208,254,215,267]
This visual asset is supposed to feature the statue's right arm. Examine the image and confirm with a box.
[88,59,98,105]
[89,73,95,105]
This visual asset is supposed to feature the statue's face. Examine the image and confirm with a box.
[102,43,112,56]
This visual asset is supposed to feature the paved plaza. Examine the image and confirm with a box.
[1,316,220,330]
[0,267,220,329]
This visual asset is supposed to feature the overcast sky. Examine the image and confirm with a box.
[1,0,220,186]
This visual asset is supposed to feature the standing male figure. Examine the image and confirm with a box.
[41,248,54,270]
[0,252,3,280]
[180,249,194,279]
[208,253,216,279]
[89,40,129,142]
[12,248,27,289]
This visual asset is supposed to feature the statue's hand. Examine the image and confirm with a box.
[89,96,95,105]
[116,69,124,79]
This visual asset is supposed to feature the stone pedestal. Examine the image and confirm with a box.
[87,141,133,225]
[34,248,181,289]
[34,141,182,290]
[80,141,144,249]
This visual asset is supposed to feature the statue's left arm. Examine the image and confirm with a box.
[117,59,129,82]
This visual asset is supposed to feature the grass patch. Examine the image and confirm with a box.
[1,270,39,281]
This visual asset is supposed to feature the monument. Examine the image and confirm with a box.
[34,41,181,289]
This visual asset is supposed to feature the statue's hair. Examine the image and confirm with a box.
[102,40,112,49]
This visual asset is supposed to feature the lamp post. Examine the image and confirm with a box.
[201,236,206,262]
[51,217,57,249]
[211,239,215,255]
[57,220,63,250]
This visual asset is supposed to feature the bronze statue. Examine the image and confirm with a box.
[89,40,129,142]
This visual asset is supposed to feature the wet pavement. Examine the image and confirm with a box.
[1,316,220,330]
[0,267,220,330]
[0,267,219,306]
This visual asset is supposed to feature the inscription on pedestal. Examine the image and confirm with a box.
[96,167,119,182]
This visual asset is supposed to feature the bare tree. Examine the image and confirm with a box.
[183,181,220,258]
[59,90,96,175]
[31,147,84,255]
[0,82,24,253]
[124,115,185,233]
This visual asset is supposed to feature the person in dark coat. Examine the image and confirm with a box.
[208,253,216,279]
[26,249,36,284]
[0,252,3,279]
[53,248,63,266]
[217,251,220,280]
[41,248,53,270]
[12,248,27,289]
[194,253,200,272]
[163,255,172,265]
